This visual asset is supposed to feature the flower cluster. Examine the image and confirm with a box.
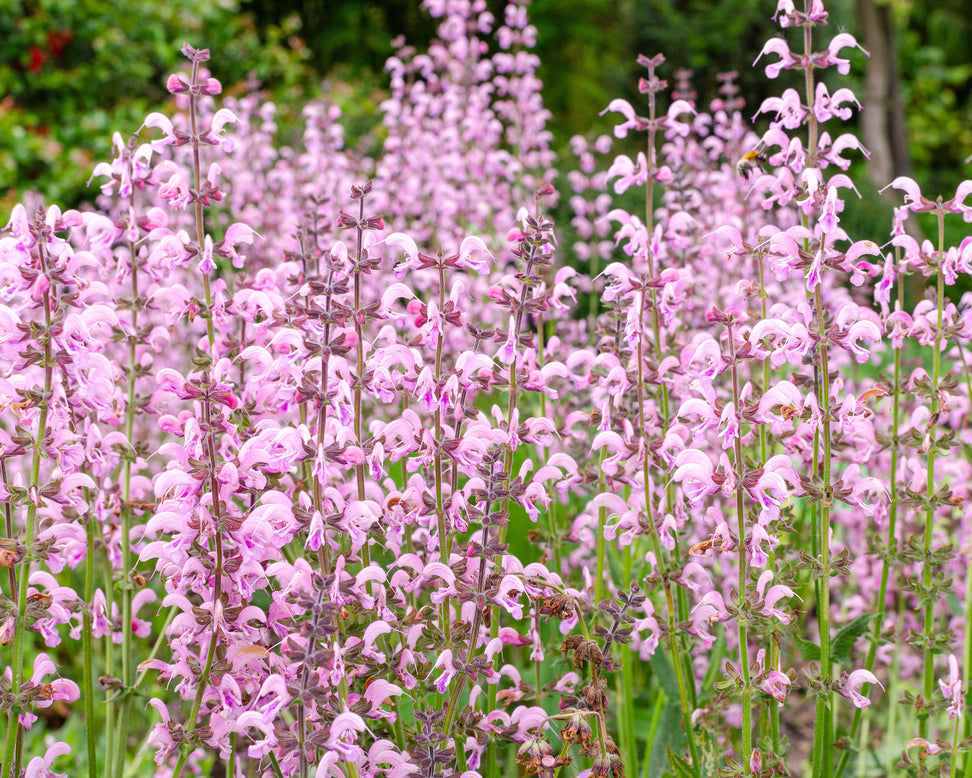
[0,2,971,778]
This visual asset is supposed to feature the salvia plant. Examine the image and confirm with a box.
[1,1,971,777]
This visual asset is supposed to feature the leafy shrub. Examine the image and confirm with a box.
[0,0,312,210]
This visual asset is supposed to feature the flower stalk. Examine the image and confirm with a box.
[919,207,946,740]
[2,233,55,778]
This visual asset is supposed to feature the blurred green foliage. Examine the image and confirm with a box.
[895,0,972,198]
[527,0,630,138]
[0,0,316,211]
[244,0,439,73]
[621,0,779,110]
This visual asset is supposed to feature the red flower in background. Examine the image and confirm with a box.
[28,47,45,73]
[47,29,73,58]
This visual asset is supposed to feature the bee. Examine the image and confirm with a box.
[689,536,725,556]
[736,140,769,179]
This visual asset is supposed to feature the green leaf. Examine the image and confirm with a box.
[650,650,680,701]
[645,705,684,778]
[698,632,725,701]
[640,694,666,778]
[794,634,821,662]
[832,613,874,665]
[667,746,701,778]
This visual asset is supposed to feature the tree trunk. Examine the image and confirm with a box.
[858,0,920,236]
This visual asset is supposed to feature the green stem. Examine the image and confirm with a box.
[169,55,227,778]
[113,168,142,778]
[536,314,562,572]
[0,456,19,777]
[102,542,116,778]
[81,471,98,778]
[432,260,450,643]
[641,57,692,685]
[800,16,833,776]
[619,614,637,772]
[624,61,698,747]
[170,390,225,778]
[0,460,16,635]
[227,734,236,778]
[169,633,220,778]
[594,447,608,605]
[188,54,215,351]
[728,320,753,773]
[756,251,782,759]
[884,601,904,777]
[950,715,960,778]
[811,281,833,778]
[919,209,945,741]
[313,260,336,575]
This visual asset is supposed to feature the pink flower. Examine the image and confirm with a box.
[819,33,869,75]
[326,710,368,759]
[599,99,646,138]
[198,234,216,273]
[218,222,259,269]
[812,83,861,122]
[140,112,181,152]
[753,38,798,79]
[24,741,73,778]
[457,235,493,273]
[903,738,943,764]
[157,170,193,210]
[761,670,791,704]
[756,570,797,624]
[842,669,883,709]
[750,750,762,775]
[20,654,80,730]
[673,449,718,505]
[939,655,964,720]
[664,99,697,137]
[379,232,421,277]
[753,88,805,129]
[879,176,937,213]
[690,591,729,648]
[236,710,277,758]
[166,73,189,94]
[606,153,648,194]
[498,315,518,364]
[841,319,882,363]
[202,108,239,151]
[774,0,825,25]
[430,649,458,694]
[951,179,972,221]
[590,430,627,477]
[363,679,404,719]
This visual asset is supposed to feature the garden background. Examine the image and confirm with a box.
[3,1,972,778]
